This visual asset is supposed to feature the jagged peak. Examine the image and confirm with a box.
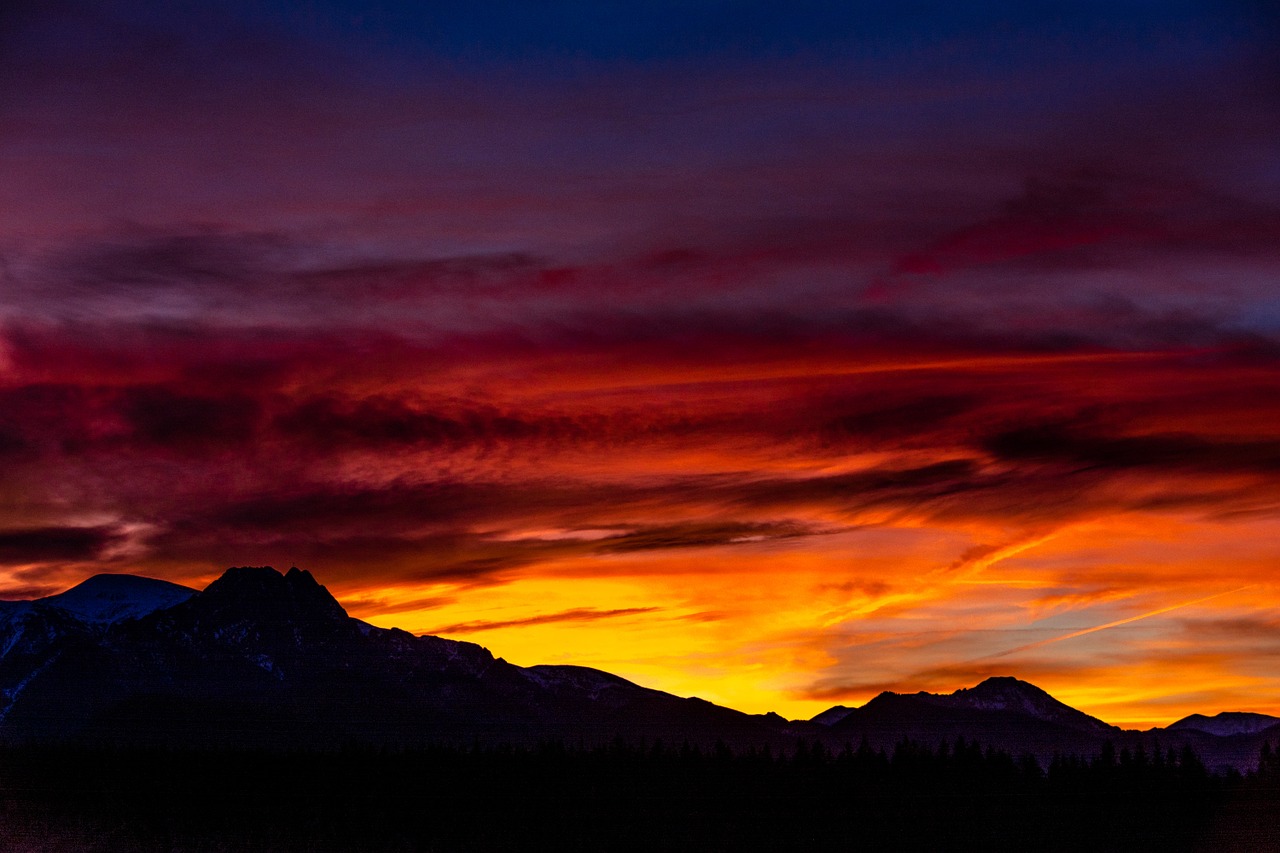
[960,676,1054,700]
[208,565,287,587]
[860,690,908,710]
[206,566,323,593]
[195,565,348,622]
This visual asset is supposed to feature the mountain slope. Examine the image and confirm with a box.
[922,676,1117,735]
[814,677,1136,764]
[0,566,795,749]
[1,567,1275,771]
[809,704,855,726]
[1169,711,1280,737]
[40,574,196,624]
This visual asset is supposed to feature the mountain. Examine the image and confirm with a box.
[811,677,1280,772]
[38,573,196,624]
[923,676,1117,735]
[810,704,855,726]
[0,566,1276,772]
[817,678,1113,763]
[1169,711,1280,737]
[0,566,798,749]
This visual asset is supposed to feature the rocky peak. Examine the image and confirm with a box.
[198,566,347,623]
[932,677,1115,734]
[156,566,355,656]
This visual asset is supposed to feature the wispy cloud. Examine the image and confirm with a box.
[429,607,661,636]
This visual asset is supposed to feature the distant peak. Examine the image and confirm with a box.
[937,677,1116,733]
[58,573,196,595]
[1169,711,1280,736]
[810,705,856,726]
[948,677,1057,705]
[40,573,196,624]
[974,675,1034,688]
[968,676,1046,695]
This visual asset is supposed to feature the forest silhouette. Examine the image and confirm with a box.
[3,735,1279,851]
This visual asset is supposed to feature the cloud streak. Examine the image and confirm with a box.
[428,607,662,636]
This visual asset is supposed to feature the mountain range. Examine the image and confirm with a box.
[2,566,1276,772]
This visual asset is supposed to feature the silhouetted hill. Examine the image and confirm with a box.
[931,676,1118,734]
[0,566,1274,772]
[825,684,1103,763]
[1170,711,1280,737]
[0,566,797,750]
[38,573,196,624]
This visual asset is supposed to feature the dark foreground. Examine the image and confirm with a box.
[1,739,1277,852]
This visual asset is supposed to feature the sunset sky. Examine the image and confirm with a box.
[3,1,1280,728]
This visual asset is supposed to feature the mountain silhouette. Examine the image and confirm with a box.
[38,573,196,624]
[0,567,1273,770]
[0,566,792,749]
[1169,711,1280,737]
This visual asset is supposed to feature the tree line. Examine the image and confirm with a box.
[0,736,1275,851]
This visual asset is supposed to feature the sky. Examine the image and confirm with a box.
[2,1,1280,728]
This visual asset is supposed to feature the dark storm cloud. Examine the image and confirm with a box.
[0,526,123,565]
[10,231,555,331]
[198,482,496,534]
[871,169,1280,304]
[0,425,26,457]
[57,232,287,292]
[0,382,107,458]
[274,397,561,451]
[144,473,840,576]
[820,394,978,443]
[121,386,262,452]
[0,381,263,457]
[983,421,1280,475]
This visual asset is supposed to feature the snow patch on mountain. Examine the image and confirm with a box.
[39,574,196,624]
[0,653,60,722]
[524,665,641,701]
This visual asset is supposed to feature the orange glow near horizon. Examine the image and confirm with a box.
[5,316,1280,731]
[342,503,1280,728]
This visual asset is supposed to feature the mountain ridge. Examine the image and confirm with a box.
[0,567,1273,771]
[1169,711,1280,737]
